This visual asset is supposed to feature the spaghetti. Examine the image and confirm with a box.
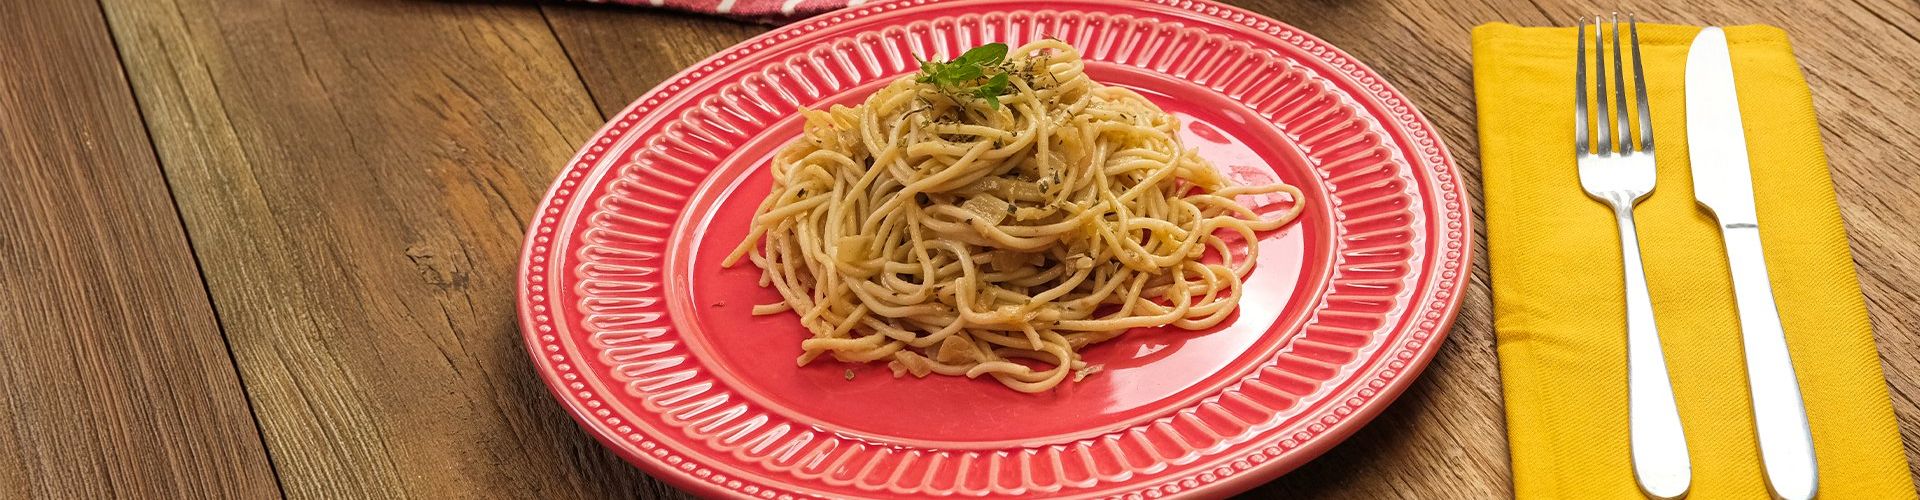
[723,40,1304,392]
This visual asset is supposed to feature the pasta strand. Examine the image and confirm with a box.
[724,40,1304,392]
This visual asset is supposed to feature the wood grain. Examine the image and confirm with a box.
[18,0,1904,498]
[0,1,278,498]
[542,4,764,119]
[94,0,662,498]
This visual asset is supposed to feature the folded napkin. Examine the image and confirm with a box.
[1474,22,1913,498]
[572,0,854,22]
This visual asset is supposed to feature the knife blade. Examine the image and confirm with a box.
[1685,26,1819,500]
[1686,28,1758,224]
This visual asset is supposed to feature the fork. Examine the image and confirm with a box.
[1576,13,1692,499]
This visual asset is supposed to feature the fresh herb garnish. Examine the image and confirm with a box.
[975,73,1010,109]
[916,43,1012,109]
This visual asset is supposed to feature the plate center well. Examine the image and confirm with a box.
[661,64,1335,448]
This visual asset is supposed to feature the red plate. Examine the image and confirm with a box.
[520,0,1467,497]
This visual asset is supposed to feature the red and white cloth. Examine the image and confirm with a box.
[573,0,870,23]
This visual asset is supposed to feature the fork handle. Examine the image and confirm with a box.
[1720,224,1818,500]
[1617,209,1692,499]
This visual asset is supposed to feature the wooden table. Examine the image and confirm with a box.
[4,0,1915,497]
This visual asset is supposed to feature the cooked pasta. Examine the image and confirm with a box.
[722,40,1304,392]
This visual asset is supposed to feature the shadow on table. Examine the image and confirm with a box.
[1235,333,1507,498]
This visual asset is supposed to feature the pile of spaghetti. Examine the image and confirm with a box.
[724,40,1304,392]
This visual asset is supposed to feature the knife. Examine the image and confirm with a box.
[1685,27,1819,500]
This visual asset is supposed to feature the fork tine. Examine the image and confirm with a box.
[1592,16,1612,156]
[1629,13,1653,151]
[1575,19,1589,156]
[1611,13,1632,153]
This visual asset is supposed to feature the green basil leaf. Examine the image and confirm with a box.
[917,58,941,83]
[960,43,1008,66]
[943,64,981,82]
[975,78,1006,109]
[983,73,1009,92]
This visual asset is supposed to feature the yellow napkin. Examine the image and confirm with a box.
[1474,22,1913,498]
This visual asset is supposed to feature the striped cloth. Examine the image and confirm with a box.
[573,0,868,22]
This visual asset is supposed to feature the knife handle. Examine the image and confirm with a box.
[1721,224,1819,500]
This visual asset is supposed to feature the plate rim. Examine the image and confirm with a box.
[517,0,1472,497]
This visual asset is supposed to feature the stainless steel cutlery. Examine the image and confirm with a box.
[1685,26,1820,500]
[1571,16,1821,499]
[1574,14,1692,499]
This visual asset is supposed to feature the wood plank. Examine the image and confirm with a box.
[537,0,1920,497]
[0,1,279,498]
[542,5,766,119]
[534,8,768,499]
[95,0,664,497]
